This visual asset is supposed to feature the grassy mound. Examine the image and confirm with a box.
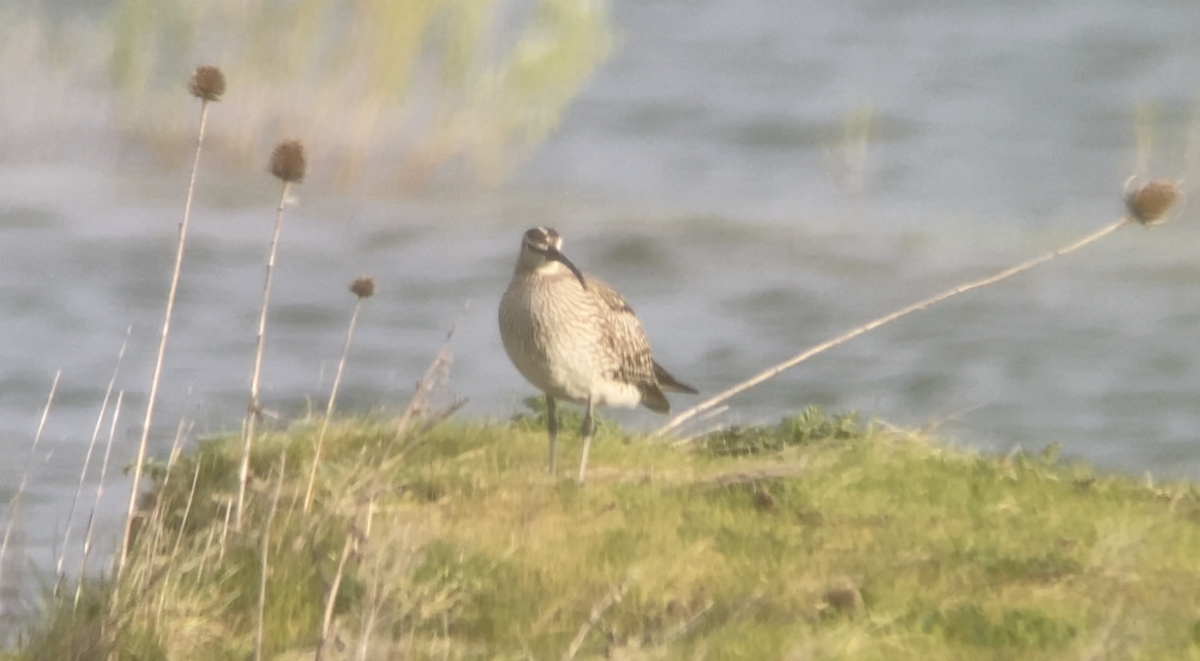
[13,406,1200,660]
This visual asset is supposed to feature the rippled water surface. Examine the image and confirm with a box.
[3,0,1200,570]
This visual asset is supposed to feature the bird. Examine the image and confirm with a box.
[499,227,697,483]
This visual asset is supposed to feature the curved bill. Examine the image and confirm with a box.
[545,247,587,289]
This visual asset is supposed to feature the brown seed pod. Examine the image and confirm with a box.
[1125,178,1182,226]
[269,139,307,183]
[188,65,226,102]
[350,276,377,299]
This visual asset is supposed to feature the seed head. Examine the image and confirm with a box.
[188,66,226,102]
[1125,178,1182,226]
[350,276,376,299]
[270,139,307,183]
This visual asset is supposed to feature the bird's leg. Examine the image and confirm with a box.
[578,397,595,483]
[546,395,558,475]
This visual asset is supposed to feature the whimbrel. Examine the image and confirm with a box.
[499,227,697,482]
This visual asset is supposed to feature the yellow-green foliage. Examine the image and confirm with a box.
[16,407,1200,660]
[106,0,614,184]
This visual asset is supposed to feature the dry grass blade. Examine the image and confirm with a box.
[55,327,129,597]
[656,217,1132,437]
[394,346,451,443]
[418,397,469,436]
[139,417,193,594]
[219,494,233,562]
[76,390,123,612]
[393,306,468,448]
[561,582,628,661]
[0,370,61,593]
[255,452,287,661]
[355,552,385,661]
[669,405,730,447]
[315,531,358,661]
[156,457,203,622]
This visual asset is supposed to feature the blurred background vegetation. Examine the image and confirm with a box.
[0,0,614,188]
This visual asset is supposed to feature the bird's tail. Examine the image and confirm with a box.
[639,385,671,414]
[653,361,698,395]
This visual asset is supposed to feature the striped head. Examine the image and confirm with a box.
[514,227,587,288]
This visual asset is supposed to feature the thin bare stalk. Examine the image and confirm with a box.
[123,99,213,578]
[76,390,122,612]
[355,554,383,661]
[0,370,61,593]
[238,179,294,532]
[140,418,193,593]
[156,457,203,623]
[255,452,287,661]
[55,328,130,597]
[657,217,1132,437]
[305,298,366,512]
[219,496,232,562]
[172,460,203,561]
[393,308,467,449]
[561,582,628,661]
[315,533,356,661]
[364,496,376,541]
[393,343,452,442]
[196,525,217,586]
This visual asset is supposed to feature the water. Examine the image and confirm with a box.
[2,0,1200,581]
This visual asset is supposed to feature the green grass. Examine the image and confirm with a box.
[11,406,1200,660]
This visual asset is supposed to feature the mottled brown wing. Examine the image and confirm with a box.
[586,277,659,386]
[587,277,637,315]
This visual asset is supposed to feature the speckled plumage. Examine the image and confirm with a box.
[499,227,696,481]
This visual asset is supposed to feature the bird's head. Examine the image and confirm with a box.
[516,227,587,288]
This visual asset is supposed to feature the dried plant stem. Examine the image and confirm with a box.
[304,298,366,513]
[123,100,213,578]
[355,555,383,661]
[561,582,628,661]
[255,452,286,661]
[139,417,192,595]
[393,309,467,448]
[143,418,193,578]
[315,533,356,661]
[219,496,233,562]
[55,328,129,597]
[0,370,61,593]
[76,390,122,612]
[175,460,202,554]
[657,217,1132,437]
[363,497,376,541]
[157,458,203,623]
[196,525,217,586]
[393,343,452,443]
[238,179,294,532]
